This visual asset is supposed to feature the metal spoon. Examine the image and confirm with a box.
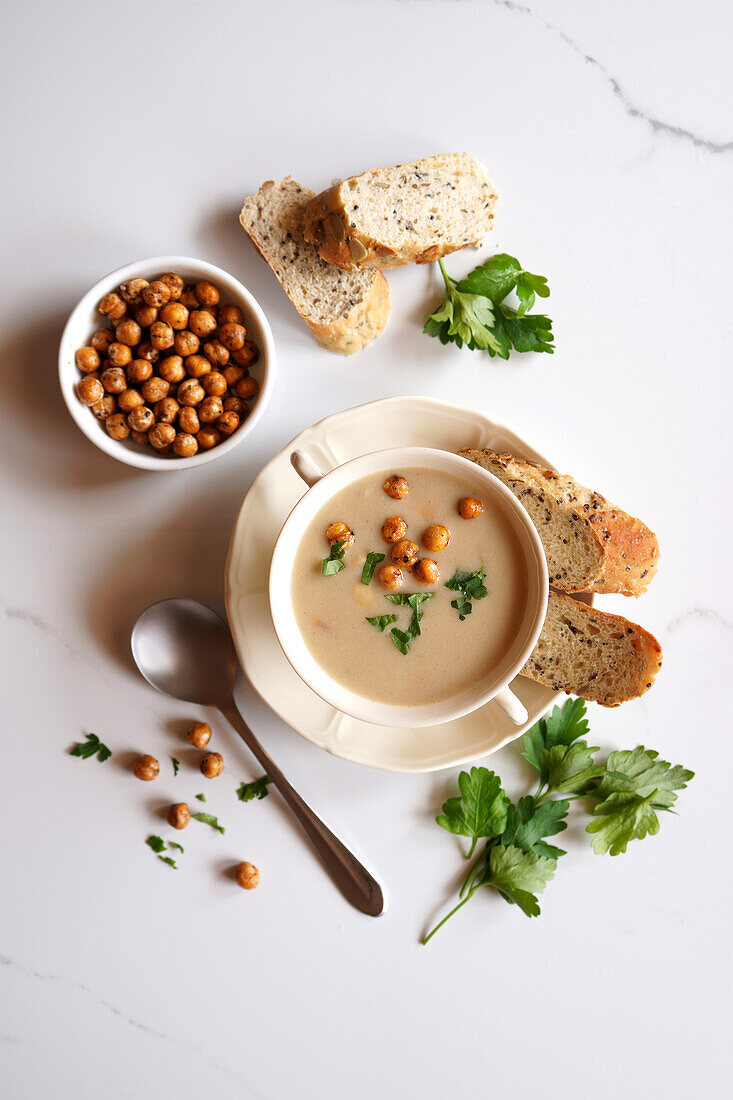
[131,598,385,916]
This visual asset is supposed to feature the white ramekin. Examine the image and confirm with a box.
[58,255,276,471]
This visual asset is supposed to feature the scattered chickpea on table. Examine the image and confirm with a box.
[133,754,160,781]
[73,274,261,457]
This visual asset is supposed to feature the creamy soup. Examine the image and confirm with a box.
[291,468,528,706]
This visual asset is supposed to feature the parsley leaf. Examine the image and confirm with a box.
[587,748,694,855]
[360,551,385,585]
[385,592,433,636]
[236,776,272,802]
[500,796,569,861]
[444,567,488,620]
[436,767,508,858]
[321,539,347,576]
[69,733,112,762]
[195,792,206,802]
[543,741,605,795]
[171,756,180,776]
[390,627,413,655]
[485,844,556,917]
[366,613,398,632]
[423,254,554,359]
[522,698,590,782]
[192,812,225,835]
[146,834,181,868]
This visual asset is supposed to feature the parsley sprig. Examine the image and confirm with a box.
[424,254,554,359]
[423,699,693,942]
[69,733,111,762]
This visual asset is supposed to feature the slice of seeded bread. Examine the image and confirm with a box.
[459,449,659,597]
[302,153,498,271]
[239,178,390,355]
[521,593,663,706]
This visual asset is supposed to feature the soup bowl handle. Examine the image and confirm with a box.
[291,450,327,488]
[493,686,528,726]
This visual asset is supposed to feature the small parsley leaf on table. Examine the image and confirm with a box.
[146,835,178,868]
[436,767,508,858]
[236,776,272,802]
[321,539,347,576]
[69,733,111,762]
[522,697,590,783]
[192,812,225,834]
[360,551,385,584]
[171,756,180,776]
[169,841,184,853]
[195,793,206,802]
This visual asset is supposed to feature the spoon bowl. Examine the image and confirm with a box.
[132,598,237,707]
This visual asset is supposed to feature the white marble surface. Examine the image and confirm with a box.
[1,1,730,1096]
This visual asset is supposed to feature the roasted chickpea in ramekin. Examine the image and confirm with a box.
[174,330,199,358]
[173,432,198,457]
[235,376,259,401]
[143,280,171,308]
[178,407,200,435]
[189,310,218,339]
[149,422,176,450]
[126,358,153,384]
[159,355,186,384]
[216,411,239,437]
[75,346,101,373]
[197,425,221,450]
[76,376,104,406]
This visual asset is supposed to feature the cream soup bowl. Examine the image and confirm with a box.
[269,446,549,729]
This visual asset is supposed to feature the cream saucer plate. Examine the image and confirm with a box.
[225,396,561,773]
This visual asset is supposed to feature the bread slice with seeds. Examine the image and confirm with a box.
[302,153,498,271]
[239,178,390,355]
[521,593,662,706]
[459,449,659,597]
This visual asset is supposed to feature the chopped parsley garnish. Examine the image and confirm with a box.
[385,591,434,637]
[192,812,225,834]
[169,841,184,853]
[366,613,398,632]
[171,756,180,776]
[422,699,694,942]
[321,539,347,576]
[69,733,111,762]
[236,776,272,802]
[444,567,488,620]
[360,551,386,584]
[195,793,206,802]
[146,835,178,869]
[390,627,414,655]
[424,254,554,359]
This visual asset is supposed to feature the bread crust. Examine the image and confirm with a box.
[239,181,390,356]
[521,593,663,706]
[302,156,498,271]
[459,449,659,597]
[306,271,391,355]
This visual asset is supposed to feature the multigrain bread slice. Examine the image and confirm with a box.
[302,153,498,271]
[459,449,659,597]
[521,593,663,706]
[239,178,390,355]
